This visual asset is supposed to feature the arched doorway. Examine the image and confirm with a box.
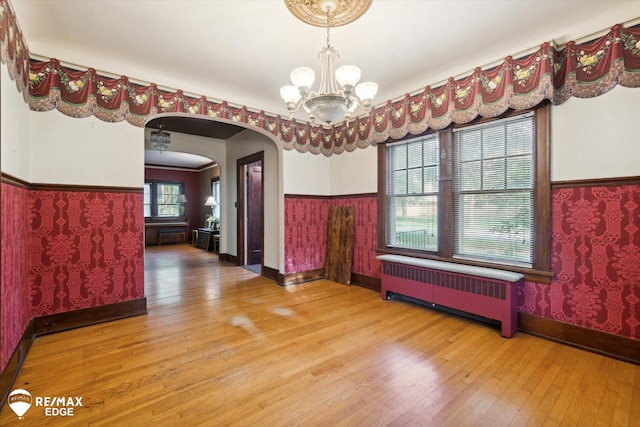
[143,114,283,277]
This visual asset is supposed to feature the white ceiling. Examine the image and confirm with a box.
[144,149,215,170]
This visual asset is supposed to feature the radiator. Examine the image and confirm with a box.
[377,255,523,338]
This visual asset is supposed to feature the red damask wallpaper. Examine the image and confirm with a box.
[519,185,640,340]
[1,183,31,372]
[285,186,639,340]
[284,195,379,277]
[29,190,145,316]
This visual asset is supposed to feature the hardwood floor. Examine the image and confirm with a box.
[2,244,639,426]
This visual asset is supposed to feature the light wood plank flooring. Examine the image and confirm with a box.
[2,245,639,426]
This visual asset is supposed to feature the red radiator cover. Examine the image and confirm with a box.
[381,261,520,338]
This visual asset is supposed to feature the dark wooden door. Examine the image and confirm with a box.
[247,161,263,265]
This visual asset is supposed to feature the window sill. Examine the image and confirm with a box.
[145,216,187,223]
[377,247,554,284]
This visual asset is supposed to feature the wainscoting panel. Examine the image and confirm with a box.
[29,189,145,316]
[284,194,379,278]
[519,183,640,340]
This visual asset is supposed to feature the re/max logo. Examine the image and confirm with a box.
[35,396,83,407]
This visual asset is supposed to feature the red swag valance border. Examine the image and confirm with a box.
[1,1,639,156]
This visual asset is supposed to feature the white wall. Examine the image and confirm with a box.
[226,129,282,271]
[30,111,143,186]
[282,149,331,195]
[329,146,377,195]
[551,86,640,181]
[1,65,31,180]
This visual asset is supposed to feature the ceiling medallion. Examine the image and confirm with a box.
[285,0,373,27]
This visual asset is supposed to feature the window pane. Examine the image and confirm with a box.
[158,206,179,217]
[482,125,506,158]
[393,170,407,194]
[144,184,151,203]
[507,156,533,189]
[507,121,533,156]
[388,195,438,251]
[423,138,438,165]
[393,145,407,170]
[212,180,221,219]
[144,184,151,217]
[408,168,422,194]
[482,158,505,190]
[423,166,438,193]
[459,130,481,161]
[407,142,423,169]
[455,192,532,264]
[460,161,481,191]
[156,183,181,217]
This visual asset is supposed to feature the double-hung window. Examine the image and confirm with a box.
[453,113,534,266]
[386,134,440,251]
[380,105,551,282]
[144,181,184,219]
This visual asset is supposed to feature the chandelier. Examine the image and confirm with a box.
[150,122,170,153]
[280,0,377,125]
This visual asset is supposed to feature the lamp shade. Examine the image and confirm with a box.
[280,85,301,104]
[354,81,378,106]
[290,67,315,89]
[204,196,217,206]
[177,194,188,204]
[336,65,361,89]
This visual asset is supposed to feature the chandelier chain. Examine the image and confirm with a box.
[326,5,331,47]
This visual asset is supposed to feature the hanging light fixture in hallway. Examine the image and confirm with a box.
[150,122,171,153]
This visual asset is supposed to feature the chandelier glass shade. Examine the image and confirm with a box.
[281,0,377,125]
[150,123,170,153]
